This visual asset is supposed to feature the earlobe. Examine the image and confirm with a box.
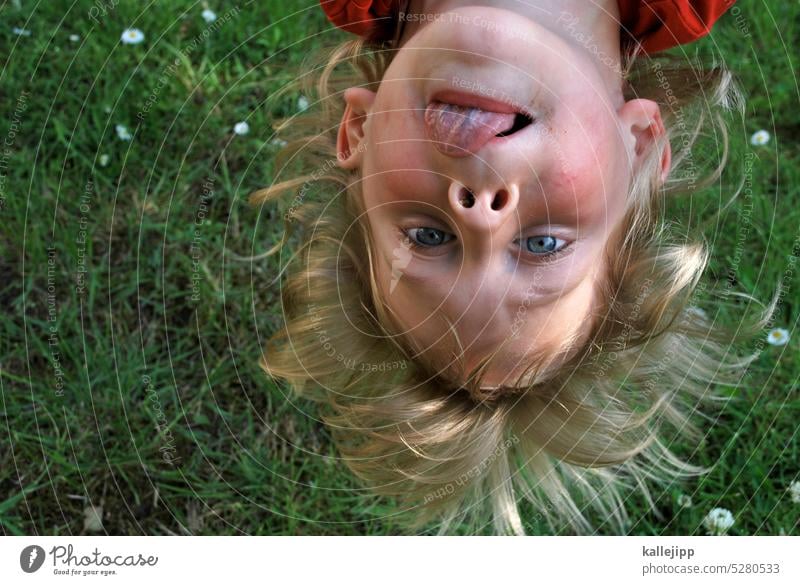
[619,98,672,183]
[337,87,376,169]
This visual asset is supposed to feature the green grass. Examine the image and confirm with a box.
[0,0,798,535]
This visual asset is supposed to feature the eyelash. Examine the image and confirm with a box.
[518,240,572,260]
[400,228,572,258]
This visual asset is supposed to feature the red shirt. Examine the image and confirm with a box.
[320,0,735,53]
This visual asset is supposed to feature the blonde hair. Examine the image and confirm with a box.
[250,37,769,534]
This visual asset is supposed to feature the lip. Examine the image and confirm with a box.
[428,89,531,117]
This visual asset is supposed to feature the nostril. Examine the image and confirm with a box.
[491,190,508,211]
[459,188,475,208]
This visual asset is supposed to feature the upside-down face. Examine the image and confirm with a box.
[336,5,670,388]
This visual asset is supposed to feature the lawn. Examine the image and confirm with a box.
[0,0,798,535]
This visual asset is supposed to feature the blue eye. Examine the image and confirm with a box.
[406,227,454,247]
[525,235,566,254]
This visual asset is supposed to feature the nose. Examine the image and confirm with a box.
[447,180,519,234]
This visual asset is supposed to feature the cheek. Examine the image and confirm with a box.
[366,80,457,196]
[541,120,629,224]
[365,114,442,203]
[364,160,443,206]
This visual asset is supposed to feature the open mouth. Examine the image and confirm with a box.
[424,92,534,156]
[494,112,533,138]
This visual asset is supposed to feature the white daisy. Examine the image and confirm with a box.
[233,121,250,136]
[685,306,708,321]
[12,27,32,36]
[703,507,734,535]
[121,28,145,45]
[750,129,770,146]
[83,505,104,533]
[297,95,310,111]
[677,494,693,508]
[69,34,80,42]
[788,480,800,504]
[115,124,132,141]
[270,138,287,148]
[201,9,217,23]
[99,154,110,167]
[766,328,790,346]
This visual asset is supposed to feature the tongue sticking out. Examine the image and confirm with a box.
[424,101,517,156]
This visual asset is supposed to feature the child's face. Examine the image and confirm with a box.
[338,6,667,387]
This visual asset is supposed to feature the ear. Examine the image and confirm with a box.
[337,87,376,169]
[618,98,671,184]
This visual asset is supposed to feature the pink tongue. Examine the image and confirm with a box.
[424,101,516,156]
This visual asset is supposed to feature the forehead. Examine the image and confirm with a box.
[372,245,601,378]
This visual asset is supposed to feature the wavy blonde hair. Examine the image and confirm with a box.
[251,36,769,534]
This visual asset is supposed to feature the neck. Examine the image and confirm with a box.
[400,0,623,97]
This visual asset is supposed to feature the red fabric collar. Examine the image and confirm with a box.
[319,0,736,53]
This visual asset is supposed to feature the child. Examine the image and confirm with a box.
[252,0,765,534]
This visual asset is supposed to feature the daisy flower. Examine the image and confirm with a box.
[12,27,32,36]
[685,306,708,322]
[233,121,250,136]
[297,95,310,111]
[766,328,789,346]
[83,505,104,533]
[121,28,145,45]
[69,34,80,42]
[703,507,734,535]
[750,129,770,146]
[788,481,800,504]
[99,154,110,167]
[115,124,132,141]
[201,9,217,23]
[270,138,287,148]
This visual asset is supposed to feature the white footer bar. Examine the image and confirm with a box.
[1,536,797,584]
